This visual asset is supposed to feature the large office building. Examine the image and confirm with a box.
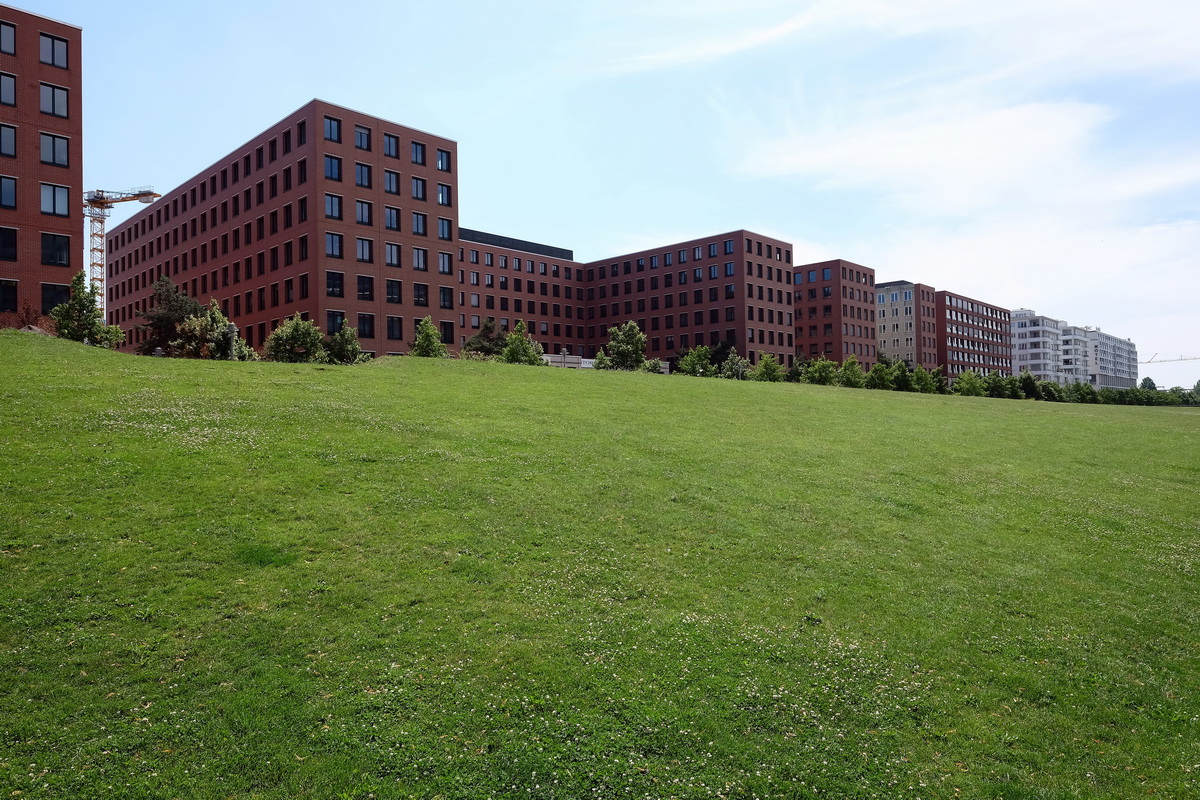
[1011,308,1066,384]
[1031,315,1137,389]
[0,7,82,315]
[874,280,939,371]
[794,259,877,369]
[107,100,796,365]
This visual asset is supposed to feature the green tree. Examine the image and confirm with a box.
[1139,376,1158,392]
[984,371,1009,399]
[864,361,895,390]
[893,364,916,392]
[597,321,649,370]
[1039,381,1064,402]
[931,367,949,395]
[676,345,715,377]
[719,353,752,380]
[50,270,124,349]
[911,365,936,394]
[592,347,612,370]
[499,320,545,366]
[1066,381,1099,404]
[640,358,663,374]
[326,322,370,365]
[953,370,985,396]
[838,355,865,388]
[803,357,839,386]
[462,318,506,358]
[1018,370,1042,400]
[136,276,203,356]
[410,316,449,358]
[173,299,256,360]
[264,315,327,363]
[749,353,784,382]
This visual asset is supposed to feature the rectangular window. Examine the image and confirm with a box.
[324,116,341,142]
[436,149,451,171]
[414,283,429,306]
[0,227,15,261]
[326,271,344,297]
[411,141,426,165]
[0,124,14,157]
[383,133,399,158]
[0,177,9,209]
[327,310,345,334]
[437,218,452,240]
[0,23,13,55]
[437,184,452,206]
[355,163,371,188]
[325,232,343,258]
[439,286,453,309]
[387,315,403,339]
[355,200,371,225]
[41,233,70,266]
[40,183,70,216]
[40,83,68,117]
[437,252,452,274]
[40,133,69,166]
[357,275,374,301]
[384,206,400,231]
[324,193,342,219]
[0,74,14,106]
[358,313,375,339]
[356,237,373,263]
[386,279,402,303]
[411,177,426,200]
[385,242,401,267]
[384,170,399,194]
[324,155,342,181]
[412,212,427,236]
[412,248,428,270]
[354,125,370,150]
[40,34,68,68]
[41,283,70,314]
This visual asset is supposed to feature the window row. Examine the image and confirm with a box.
[0,228,71,265]
[322,115,451,171]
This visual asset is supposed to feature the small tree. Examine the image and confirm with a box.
[173,299,256,360]
[462,318,506,358]
[137,277,204,356]
[864,361,895,390]
[410,316,448,358]
[953,369,985,397]
[592,347,612,370]
[499,320,545,366]
[1139,376,1158,392]
[911,364,936,394]
[1039,380,1064,402]
[931,368,949,395]
[599,321,649,371]
[264,315,327,363]
[676,345,714,377]
[892,364,916,392]
[326,322,370,365]
[50,270,124,349]
[1066,381,1099,404]
[719,353,752,380]
[1018,370,1042,400]
[749,352,785,382]
[803,357,839,386]
[640,358,663,374]
[838,355,865,388]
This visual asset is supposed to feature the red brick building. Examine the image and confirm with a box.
[794,259,877,369]
[107,100,591,356]
[934,289,1012,378]
[586,231,795,366]
[0,7,82,314]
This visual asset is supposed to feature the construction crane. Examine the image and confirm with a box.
[1139,354,1200,364]
[83,187,160,314]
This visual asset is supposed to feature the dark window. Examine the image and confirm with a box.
[0,23,13,55]
[357,275,374,300]
[413,283,428,306]
[356,237,373,263]
[386,279,402,303]
[355,163,371,188]
[439,286,453,309]
[41,233,70,266]
[437,218,452,241]
[384,170,399,194]
[324,155,342,181]
[383,133,399,158]
[40,34,68,68]
[40,133,69,166]
[411,141,426,165]
[325,233,343,258]
[436,149,451,171]
[327,310,345,334]
[437,184,452,206]
[41,283,70,314]
[412,212,427,236]
[0,124,13,157]
[355,200,371,225]
[387,315,403,339]
[354,125,370,150]
[412,248,427,270]
[0,176,13,208]
[326,271,344,297]
[440,320,454,344]
[385,242,400,267]
[0,227,16,261]
[40,183,70,216]
[40,83,68,117]
[384,206,400,231]
[358,313,374,338]
[324,116,341,142]
[411,177,426,200]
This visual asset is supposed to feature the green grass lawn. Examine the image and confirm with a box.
[1,329,1197,799]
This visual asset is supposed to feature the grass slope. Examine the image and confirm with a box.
[1,329,1197,799]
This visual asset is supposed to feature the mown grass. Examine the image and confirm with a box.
[1,329,1197,799]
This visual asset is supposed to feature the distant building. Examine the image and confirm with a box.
[1062,324,1137,389]
[874,279,938,371]
[0,7,83,315]
[1012,308,1066,384]
[934,289,1012,378]
[586,232,796,366]
[795,259,877,369]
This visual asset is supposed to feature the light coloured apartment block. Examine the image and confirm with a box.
[1012,308,1067,384]
[1014,311,1137,388]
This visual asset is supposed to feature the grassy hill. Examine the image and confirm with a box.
[1,329,1197,799]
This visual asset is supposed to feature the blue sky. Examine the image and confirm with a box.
[30,0,1200,387]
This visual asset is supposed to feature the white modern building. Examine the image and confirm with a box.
[1012,308,1066,384]
[1013,310,1137,388]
